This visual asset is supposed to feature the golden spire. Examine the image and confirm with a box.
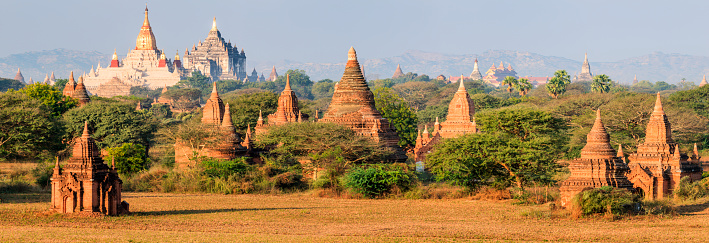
[211,17,218,31]
[112,49,118,60]
[135,5,157,50]
[175,50,180,60]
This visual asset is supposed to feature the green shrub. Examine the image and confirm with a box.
[107,143,149,175]
[201,157,253,179]
[641,200,676,216]
[674,176,709,200]
[32,160,56,188]
[572,186,640,216]
[344,164,415,198]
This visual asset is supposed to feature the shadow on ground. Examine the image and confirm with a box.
[136,207,316,216]
[676,200,709,215]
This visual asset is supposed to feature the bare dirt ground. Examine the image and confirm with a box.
[0,192,707,242]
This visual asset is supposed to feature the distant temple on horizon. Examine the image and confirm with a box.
[81,6,251,97]
[573,53,593,82]
[183,17,248,81]
[482,61,518,86]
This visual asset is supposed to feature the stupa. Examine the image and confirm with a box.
[573,53,593,82]
[392,64,404,79]
[320,47,407,162]
[255,74,309,135]
[469,59,483,80]
[559,109,633,207]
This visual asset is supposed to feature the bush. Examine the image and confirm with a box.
[201,157,253,179]
[107,143,149,175]
[674,176,709,200]
[344,164,415,198]
[572,186,640,216]
[512,186,559,205]
[32,160,56,188]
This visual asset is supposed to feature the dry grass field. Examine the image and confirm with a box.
[0,192,708,242]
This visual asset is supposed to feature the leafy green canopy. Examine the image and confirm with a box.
[427,108,568,189]
[0,78,24,92]
[63,102,158,150]
[11,83,77,116]
[107,143,149,175]
[0,92,64,160]
[222,91,279,131]
[546,70,571,98]
[373,87,418,148]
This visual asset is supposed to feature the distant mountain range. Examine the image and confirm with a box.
[3,49,709,85]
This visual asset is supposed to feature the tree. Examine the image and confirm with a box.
[312,79,335,100]
[62,102,158,152]
[392,81,439,111]
[515,78,533,96]
[106,143,149,175]
[0,78,24,92]
[163,88,201,112]
[546,70,571,98]
[11,83,77,116]
[372,87,418,149]
[222,91,279,131]
[53,79,68,90]
[428,108,567,189]
[178,71,211,98]
[591,74,612,93]
[0,92,64,160]
[502,76,518,93]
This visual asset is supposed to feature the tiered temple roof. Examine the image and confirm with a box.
[625,93,703,200]
[559,109,633,207]
[255,74,310,134]
[320,47,406,162]
[414,76,478,162]
[183,17,247,81]
[269,66,278,81]
[574,53,593,82]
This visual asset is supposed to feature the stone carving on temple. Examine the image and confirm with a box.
[50,121,129,216]
[625,93,703,200]
[319,47,407,162]
[559,109,633,207]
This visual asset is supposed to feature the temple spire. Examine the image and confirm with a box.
[458,75,466,91]
[285,73,291,91]
[617,144,624,158]
[221,103,234,128]
[653,92,664,114]
[211,17,218,31]
[348,46,357,61]
[82,121,90,138]
[701,75,708,87]
[135,5,157,50]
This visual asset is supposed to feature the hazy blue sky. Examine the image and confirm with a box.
[2,0,708,63]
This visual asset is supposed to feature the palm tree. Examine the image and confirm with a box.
[546,70,571,99]
[516,78,532,96]
[502,76,518,93]
[591,74,611,93]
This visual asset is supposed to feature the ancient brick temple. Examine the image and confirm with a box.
[626,93,703,200]
[174,82,247,168]
[255,74,309,135]
[14,68,24,83]
[559,110,633,207]
[50,122,128,216]
[573,53,593,82]
[62,72,91,107]
[183,17,247,81]
[414,76,478,162]
[320,47,407,162]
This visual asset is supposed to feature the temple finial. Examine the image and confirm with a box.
[654,92,664,113]
[285,73,291,90]
[348,46,357,61]
[82,121,90,138]
[211,17,218,31]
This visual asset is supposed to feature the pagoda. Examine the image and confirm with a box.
[700,75,707,87]
[268,66,279,81]
[62,72,91,107]
[626,93,703,200]
[320,47,407,162]
[414,76,478,162]
[14,68,24,83]
[50,121,128,216]
[83,6,182,96]
[559,109,633,207]
[469,59,483,80]
[482,61,518,86]
[573,53,593,82]
[255,74,309,135]
[183,17,247,81]
[392,64,404,79]
[174,82,246,168]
